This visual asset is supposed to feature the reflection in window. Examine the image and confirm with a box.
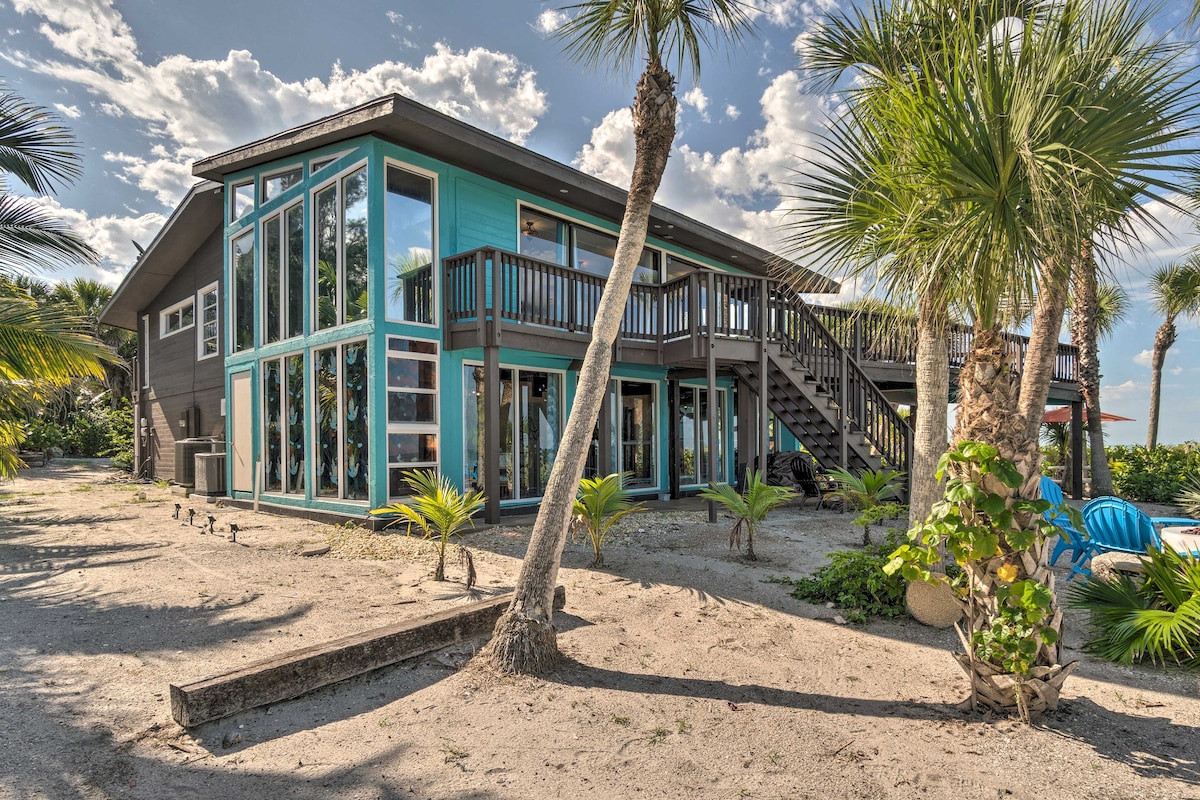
[263,359,282,492]
[619,381,655,488]
[315,346,339,497]
[387,337,439,500]
[261,167,302,204]
[313,166,368,330]
[518,207,658,283]
[314,184,338,331]
[232,231,255,352]
[343,342,368,500]
[343,169,368,323]
[386,165,434,324]
[231,181,254,221]
[198,285,218,358]
[286,203,304,339]
[679,385,726,485]
[463,365,561,501]
[263,216,281,344]
[286,354,305,493]
[264,203,304,342]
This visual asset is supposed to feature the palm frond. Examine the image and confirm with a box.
[0,90,83,194]
[0,194,98,275]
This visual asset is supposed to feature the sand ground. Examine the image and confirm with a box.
[1,461,1197,800]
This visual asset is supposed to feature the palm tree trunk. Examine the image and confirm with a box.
[1146,319,1175,449]
[1068,261,1114,495]
[1017,262,1070,490]
[481,61,677,674]
[951,326,1071,716]
[908,288,949,528]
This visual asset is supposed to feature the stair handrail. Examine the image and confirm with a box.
[769,284,911,472]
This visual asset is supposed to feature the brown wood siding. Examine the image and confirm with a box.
[137,224,225,481]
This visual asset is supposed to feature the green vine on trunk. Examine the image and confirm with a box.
[884,442,1080,684]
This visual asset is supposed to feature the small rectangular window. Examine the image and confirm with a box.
[197,283,219,359]
[232,230,255,352]
[261,167,303,204]
[387,336,439,500]
[231,180,254,221]
[160,298,196,338]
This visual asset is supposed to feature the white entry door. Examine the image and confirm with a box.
[230,371,253,492]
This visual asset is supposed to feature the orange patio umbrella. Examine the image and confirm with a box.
[1042,407,1134,424]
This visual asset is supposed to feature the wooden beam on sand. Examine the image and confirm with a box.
[170,586,566,727]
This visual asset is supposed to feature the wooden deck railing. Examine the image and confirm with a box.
[443,247,1080,471]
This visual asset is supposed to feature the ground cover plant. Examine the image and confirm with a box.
[1108,444,1200,504]
[773,529,908,624]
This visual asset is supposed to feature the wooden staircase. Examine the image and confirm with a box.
[733,285,912,476]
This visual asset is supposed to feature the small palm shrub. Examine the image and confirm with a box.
[825,466,906,545]
[1176,475,1200,519]
[1068,546,1200,667]
[370,470,486,587]
[698,470,796,561]
[572,473,645,567]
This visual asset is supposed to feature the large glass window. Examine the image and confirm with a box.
[232,231,255,352]
[386,165,435,324]
[678,385,727,485]
[313,340,368,501]
[231,180,254,221]
[518,207,658,283]
[313,165,368,331]
[463,365,561,502]
[160,297,194,338]
[263,202,304,343]
[584,380,658,488]
[387,337,439,499]
[261,166,302,204]
[262,354,306,496]
[198,283,219,359]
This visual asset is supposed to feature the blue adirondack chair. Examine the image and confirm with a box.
[1067,496,1200,580]
[1041,476,1086,566]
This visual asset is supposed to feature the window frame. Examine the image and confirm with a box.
[384,158,439,327]
[311,336,370,504]
[196,282,219,361]
[230,179,255,222]
[259,163,304,206]
[261,350,306,497]
[230,228,256,353]
[259,200,305,345]
[386,336,441,500]
[309,159,369,332]
[517,202,663,284]
[677,383,728,487]
[159,296,196,339]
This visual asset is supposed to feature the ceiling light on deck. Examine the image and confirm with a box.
[523,221,537,237]
[559,188,569,193]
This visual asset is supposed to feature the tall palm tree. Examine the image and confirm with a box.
[1068,274,1128,494]
[791,0,1200,715]
[0,88,108,473]
[482,0,754,675]
[1145,259,1200,449]
[50,277,134,407]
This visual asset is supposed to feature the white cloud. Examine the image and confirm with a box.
[53,102,81,118]
[1133,349,1154,367]
[534,9,569,36]
[1170,365,1184,376]
[681,87,710,122]
[9,0,548,207]
[26,195,166,284]
[724,104,741,120]
[1101,379,1147,402]
[574,108,636,189]
[104,149,201,207]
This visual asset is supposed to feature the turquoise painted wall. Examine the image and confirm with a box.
[221,134,752,513]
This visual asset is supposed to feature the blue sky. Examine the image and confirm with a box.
[2,0,1198,445]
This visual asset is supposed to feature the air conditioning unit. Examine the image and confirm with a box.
[174,438,217,487]
[194,451,226,496]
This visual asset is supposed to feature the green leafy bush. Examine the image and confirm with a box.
[773,530,908,624]
[1068,546,1200,667]
[22,402,133,459]
[1108,444,1200,504]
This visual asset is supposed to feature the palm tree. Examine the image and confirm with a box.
[0,88,108,473]
[792,0,1200,715]
[697,470,795,561]
[1145,259,1200,449]
[571,472,645,567]
[51,277,134,407]
[482,0,754,675]
[1068,274,1128,494]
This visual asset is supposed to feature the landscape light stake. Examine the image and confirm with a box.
[173,503,181,520]
[207,515,216,534]
[188,508,195,527]
[229,523,239,543]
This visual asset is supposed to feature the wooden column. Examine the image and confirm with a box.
[668,379,680,499]
[1070,398,1085,500]
[598,381,612,480]
[736,378,755,490]
[758,279,770,473]
[483,345,501,523]
[706,271,718,523]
